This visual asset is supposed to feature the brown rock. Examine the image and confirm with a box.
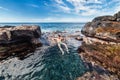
[113,56,120,63]
[78,43,120,78]
[81,11,120,43]
[0,25,42,60]
[79,11,120,78]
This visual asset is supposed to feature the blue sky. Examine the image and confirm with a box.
[0,0,120,22]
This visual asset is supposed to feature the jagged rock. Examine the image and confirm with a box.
[0,25,42,60]
[75,36,83,41]
[114,11,120,21]
[92,16,116,22]
[78,43,120,78]
[77,71,119,80]
[81,12,120,43]
[79,11,120,79]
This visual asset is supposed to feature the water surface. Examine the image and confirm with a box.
[0,23,87,80]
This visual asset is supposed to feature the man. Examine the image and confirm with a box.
[52,35,69,55]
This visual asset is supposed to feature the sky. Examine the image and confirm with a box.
[0,0,120,22]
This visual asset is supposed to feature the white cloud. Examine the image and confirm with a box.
[0,6,9,11]
[114,1,120,13]
[53,0,103,15]
[94,0,102,4]
[0,17,91,22]
[0,0,120,22]
[54,0,71,13]
[53,0,120,17]
[27,4,39,8]
[59,5,71,13]
[66,0,103,15]
[100,0,120,16]
[80,9,96,16]
[86,0,102,4]
[115,5,120,13]
[88,5,102,9]
[55,0,64,4]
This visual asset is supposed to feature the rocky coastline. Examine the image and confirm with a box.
[0,25,42,60]
[0,12,120,79]
[78,11,120,79]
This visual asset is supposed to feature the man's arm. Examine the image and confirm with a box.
[51,37,57,41]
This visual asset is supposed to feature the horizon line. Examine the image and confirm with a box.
[0,22,88,23]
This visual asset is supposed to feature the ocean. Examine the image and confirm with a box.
[0,23,85,32]
[0,23,87,80]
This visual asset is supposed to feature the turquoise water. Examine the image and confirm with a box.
[0,23,87,80]
[28,45,87,80]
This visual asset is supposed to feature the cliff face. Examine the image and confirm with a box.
[79,11,120,78]
[0,25,42,60]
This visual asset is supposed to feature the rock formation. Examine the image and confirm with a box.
[81,11,120,43]
[79,11,120,78]
[0,25,42,60]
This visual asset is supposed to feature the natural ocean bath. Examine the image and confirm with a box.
[0,23,87,80]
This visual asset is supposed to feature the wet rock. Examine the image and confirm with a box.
[79,11,120,79]
[75,36,83,41]
[0,25,42,60]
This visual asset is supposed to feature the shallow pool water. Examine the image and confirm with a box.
[0,39,87,80]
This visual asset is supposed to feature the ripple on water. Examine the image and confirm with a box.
[0,45,87,80]
[34,45,87,80]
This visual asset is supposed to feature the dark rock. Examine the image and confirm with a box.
[114,11,120,21]
[2,25,15,28]
[0,25,42,60]
[92,16,116,22]
[81,22,95,37]
[75,36,83,41]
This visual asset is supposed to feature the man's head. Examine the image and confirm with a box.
[58,35,61,37]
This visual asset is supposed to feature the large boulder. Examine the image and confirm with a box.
[0,25,42,60]
[79,11,120,78]
[81,11,120,43]
[0,25,41,42]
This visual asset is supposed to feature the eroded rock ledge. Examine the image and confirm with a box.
[0,25,42,60]
[79,11,120,78]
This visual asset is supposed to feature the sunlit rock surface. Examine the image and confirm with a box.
[81,11,120,43]
[79,11,120,79]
